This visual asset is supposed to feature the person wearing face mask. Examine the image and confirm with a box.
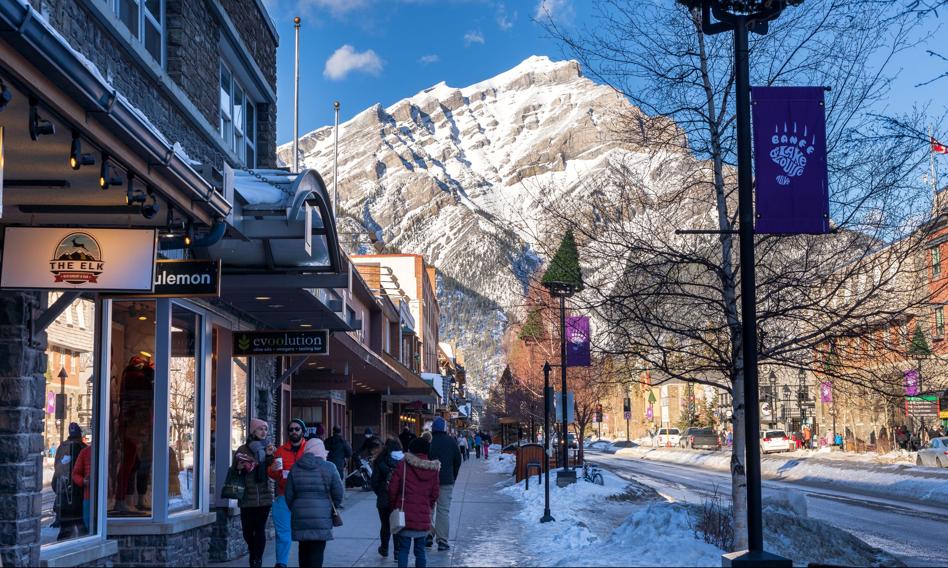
[234,418,275,568]
[268,418,307,568]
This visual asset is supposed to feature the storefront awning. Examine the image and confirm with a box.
[218,287,350,331]
[295,332,407,393]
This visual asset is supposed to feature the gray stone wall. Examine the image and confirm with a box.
[220,0,277,87]
[111,524,211,567]
[209,508,247,562]
[0,292,45,568]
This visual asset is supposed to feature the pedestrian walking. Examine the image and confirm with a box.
[371,437,405,558]
[325,426,352,485]
[457,433,468,462]
[268,418,308,568]
[483,432,492,459]
[234,418,275,568]
[389,437,441,568]
[399,427,416,454]
[473,433,482,459]
[71,442,93,535]
[285,438,343,568]
[427,418,462,551]
[52,423,86,541]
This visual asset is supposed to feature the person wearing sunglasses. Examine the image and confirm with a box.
[268,418,307,568]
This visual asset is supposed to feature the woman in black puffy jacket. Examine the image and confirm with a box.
[370,438,404,558]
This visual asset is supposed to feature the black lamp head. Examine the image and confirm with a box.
[99,155,123,190]
[69,132,96,170]
[29,97,55,140]
[0,80,11,112]
[126,173,146,205]
[141,188,160,220]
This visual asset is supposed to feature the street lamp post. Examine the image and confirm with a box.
[540,362,554,523]
[783,385,791,434]
[768,370,777,429]
[798,369,808,439]
[57,366,68,444]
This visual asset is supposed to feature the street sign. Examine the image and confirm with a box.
[905,395,938,419]
[150,260,221,297]
[623,411,631,421]
[553,390,574,423]
[234,330,329,356]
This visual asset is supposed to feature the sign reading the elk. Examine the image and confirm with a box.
[751,87,830,234]
[234,330,329,356]
[565,315,591,367]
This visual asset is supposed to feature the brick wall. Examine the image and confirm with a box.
[0,292,46,567]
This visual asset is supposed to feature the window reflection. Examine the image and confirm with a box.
[169,305,200,513]
[232,357,250,453]
[108,301,156,518]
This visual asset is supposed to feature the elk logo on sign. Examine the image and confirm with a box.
[769,122,815,186]
[49,232,104,284]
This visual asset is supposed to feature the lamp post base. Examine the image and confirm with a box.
[556,469,577,487]
[540,511,555,523]
[722,550,791,567]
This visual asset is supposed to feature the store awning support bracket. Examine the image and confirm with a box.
[33,291,84,340]
[277,355,312,386]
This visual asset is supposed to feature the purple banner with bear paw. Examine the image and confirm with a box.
[565,315,591,367]
[752,87,830,234]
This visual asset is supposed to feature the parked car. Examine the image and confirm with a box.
[760,430,791,454]
[916,437,948,468]
[587,440,613,451]
[680,427,721,450]
[654,428,682,447]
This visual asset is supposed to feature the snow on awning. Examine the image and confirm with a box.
[420,372,446,401]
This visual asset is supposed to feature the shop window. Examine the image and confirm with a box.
[169,304,200,513]
[42,298,97,547]
[232,356,250,453]
[219,61,257,166]
[933,246,942,279]
[936,306,945,338]
[108,300,156,518]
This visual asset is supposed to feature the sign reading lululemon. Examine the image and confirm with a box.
[0,227,156,291]
[152,260,221,297]
[233,330,329,356]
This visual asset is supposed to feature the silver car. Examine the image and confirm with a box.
[916,437,948,468]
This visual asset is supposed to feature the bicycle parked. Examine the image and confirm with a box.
[581,462,604,485]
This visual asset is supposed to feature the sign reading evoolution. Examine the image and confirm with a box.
[152,260,221,297]
[752,87,830,234]
[233,330,329,356]
[0,227,156,291]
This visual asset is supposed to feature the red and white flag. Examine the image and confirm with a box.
[933,136,948,155]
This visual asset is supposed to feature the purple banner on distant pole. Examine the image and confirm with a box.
[819,381,833,403]
[903,369,920,396]
[646,406,654,421]
[565,315,591,367]
[752,87,830,234]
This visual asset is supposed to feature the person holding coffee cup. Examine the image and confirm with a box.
[234,418,275,568]
[269,418,308,568]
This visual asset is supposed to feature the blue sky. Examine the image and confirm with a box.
[263,0,946,145]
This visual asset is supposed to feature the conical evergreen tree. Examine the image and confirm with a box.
[907,325,931,359]
[541,229,583,292]
[518,308,544,342]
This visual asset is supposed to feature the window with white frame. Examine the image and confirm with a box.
[219,62,257,167]
[113,0,164,65]
[935,306,945,338]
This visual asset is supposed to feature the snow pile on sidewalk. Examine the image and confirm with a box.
[499,470,723,566]
[615,446,948,506]
[485,453,516,475]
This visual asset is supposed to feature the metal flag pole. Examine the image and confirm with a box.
[333,101,340,218]
[930,125,939,194]
[293,16,301,174]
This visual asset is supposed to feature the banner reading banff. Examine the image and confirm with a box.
[752,87,830,234]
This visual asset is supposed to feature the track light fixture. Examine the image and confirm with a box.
[99,155,123,190]
[184,221,193,248]
[0,80,11,112]
[141,188,160,220]
[69,131,95,170]
[125,173,145,205]
[29,97,55,140]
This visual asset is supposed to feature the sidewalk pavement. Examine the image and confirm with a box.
[216,455,531,567]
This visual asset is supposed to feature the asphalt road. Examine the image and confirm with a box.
[588,452,948,567]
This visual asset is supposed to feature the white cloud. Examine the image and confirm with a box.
[419,54,440,65]
[496,3,515,30]
[534,0,573,22]
[323,45,383,80]
[464,30,485,46]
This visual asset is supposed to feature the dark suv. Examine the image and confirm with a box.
[681,427,721,450]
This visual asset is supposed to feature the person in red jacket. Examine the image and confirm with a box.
[71,443,93,535]
[389,437,440,568]
[267,418,308,568]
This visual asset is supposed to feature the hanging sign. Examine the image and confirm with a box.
[0,227,156,291]
[553,390,575,423]
[819,381,833,403]
[151,260,221,297]
[903,369,920,396]
[233,330,329,356]
[565,315,591,367]
[752,87,830,234]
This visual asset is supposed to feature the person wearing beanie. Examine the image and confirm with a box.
[325,425,352,487]
[425,417,462,551]
[53,422,87,540]
[233,418,274,568]
[269,419,308,568]
[284,438,342,568]
[390,436,440,567]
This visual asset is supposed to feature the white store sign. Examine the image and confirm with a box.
[1,227,157,291]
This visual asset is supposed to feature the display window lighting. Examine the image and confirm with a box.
[99,155,123,189]
[69,131,95,170]
[29,97,55,140]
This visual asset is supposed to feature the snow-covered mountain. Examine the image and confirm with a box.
[279,56,656,394]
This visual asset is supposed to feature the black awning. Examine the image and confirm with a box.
[220,287,350,331]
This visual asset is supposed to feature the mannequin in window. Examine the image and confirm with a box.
[114,355,154,513]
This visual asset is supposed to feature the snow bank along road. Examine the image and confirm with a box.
[588,452,948,567]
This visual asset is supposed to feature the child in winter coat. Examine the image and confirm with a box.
[389,437,441,568]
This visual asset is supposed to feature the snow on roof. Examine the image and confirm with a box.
[233,169,287,205]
